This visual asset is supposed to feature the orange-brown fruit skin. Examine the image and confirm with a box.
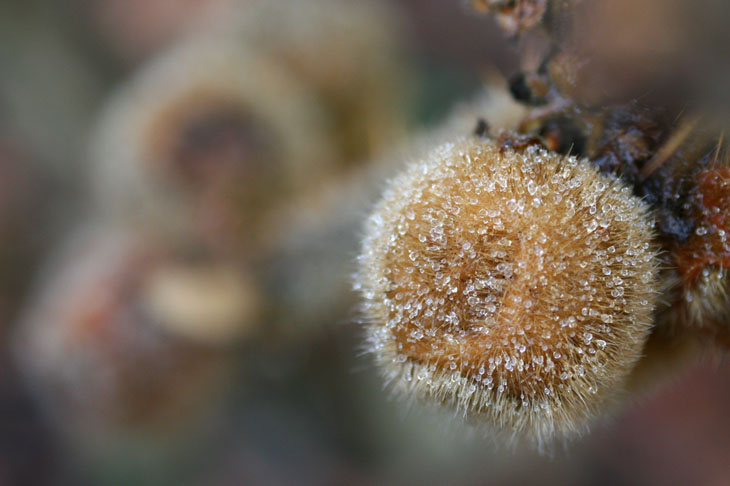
[670,167,730,343]
[677,168,730,282]
[357,136,658,444]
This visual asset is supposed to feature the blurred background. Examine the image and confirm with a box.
[0,0,728,484]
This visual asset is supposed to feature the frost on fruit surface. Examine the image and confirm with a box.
[357,136,658,444]
[676,167,730,326]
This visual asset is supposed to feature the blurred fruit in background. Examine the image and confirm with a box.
[13,226,256,450]
[89,34,336,256]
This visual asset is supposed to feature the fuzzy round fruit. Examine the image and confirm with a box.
[357,136,658,443]
[89,34,334,253]
[13,225,258,444]
[673,167,730,331]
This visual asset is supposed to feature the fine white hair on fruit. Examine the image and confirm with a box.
[356,135,659,445]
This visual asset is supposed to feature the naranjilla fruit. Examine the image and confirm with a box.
[13,225,258,445]
[356,135,658,444]
[90,34,334,254]
[663,165,730,347]
[679,168,730,322]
